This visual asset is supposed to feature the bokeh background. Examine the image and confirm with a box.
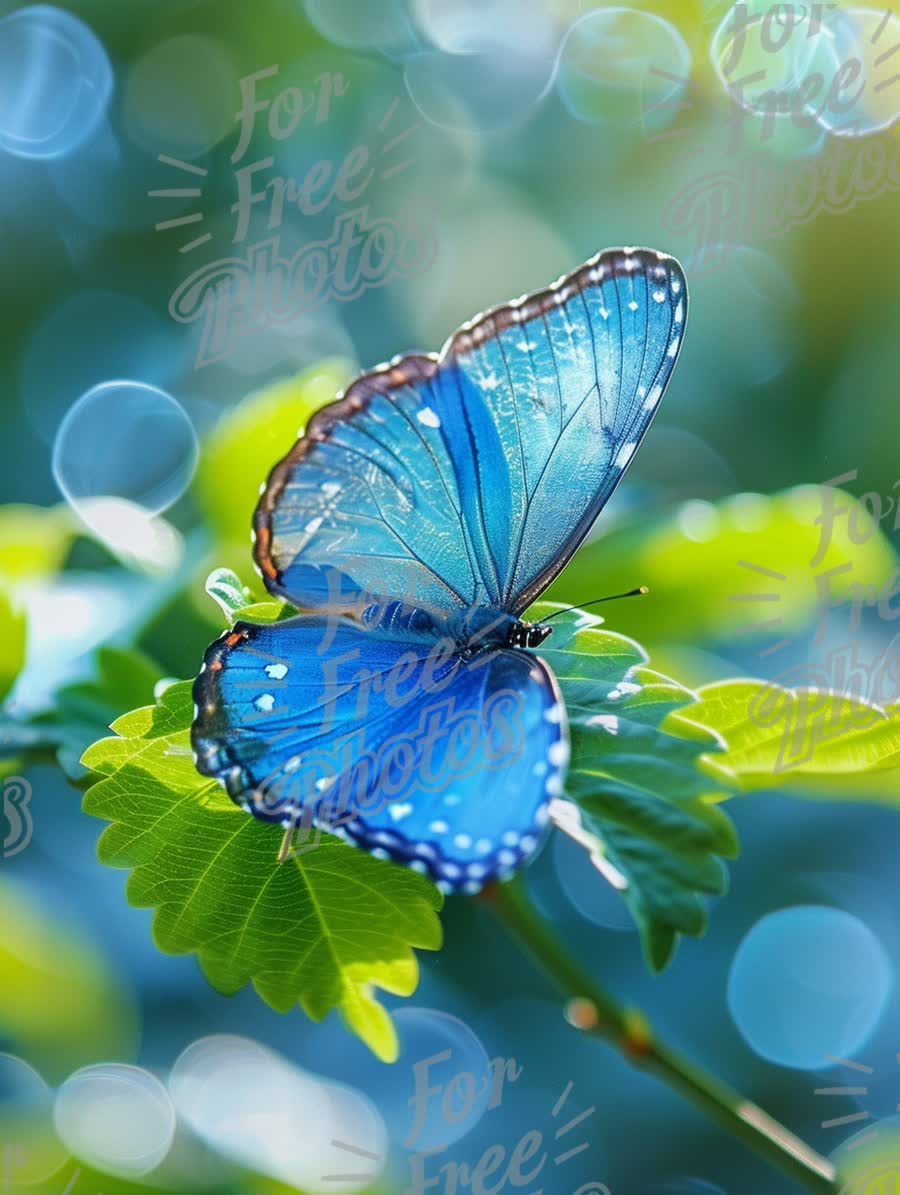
[2,0,900,1192]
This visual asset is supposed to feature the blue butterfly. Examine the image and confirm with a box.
[191,247,687,894]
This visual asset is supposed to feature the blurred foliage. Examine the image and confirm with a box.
[1,646,161,779]
[0,878,137,1082]
[2,1153,302,1195]
[550,488,899,651]
[0,590,26,702]
[0,505,75,587]
[831,1118,900,1193]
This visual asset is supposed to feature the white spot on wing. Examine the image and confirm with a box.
[254,693,276,712]
[616,441,636,468]
[265,663,288,680]
[644,385,663,410]
[417,406,441,428]
[549,740,570,767]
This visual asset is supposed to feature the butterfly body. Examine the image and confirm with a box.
[361,600,552,651]
[192,246,687,891]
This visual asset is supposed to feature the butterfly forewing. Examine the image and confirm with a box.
[253,247,686,617]
[445,247,686,611]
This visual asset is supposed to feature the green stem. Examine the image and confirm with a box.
[481,875,838,1195]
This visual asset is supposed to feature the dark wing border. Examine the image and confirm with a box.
[252,353,438,597]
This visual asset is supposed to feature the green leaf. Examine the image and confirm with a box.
[531,603,738,971]
[672,678,900,790]
[200,567,295,629]
[195,361,353,552]
[0,646,162,779]
[547,487,898,654]
[199,566,295,630]
[204,566,254,621]
[80,681,443,1061]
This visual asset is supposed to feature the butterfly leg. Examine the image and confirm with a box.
[278,825,294,864]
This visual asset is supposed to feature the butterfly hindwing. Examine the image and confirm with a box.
[191,613,567,891]
[254,247,686,617]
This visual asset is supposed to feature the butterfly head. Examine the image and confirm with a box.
[506,621,553,650]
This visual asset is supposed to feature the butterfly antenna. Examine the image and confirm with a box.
[544,586,649,622]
